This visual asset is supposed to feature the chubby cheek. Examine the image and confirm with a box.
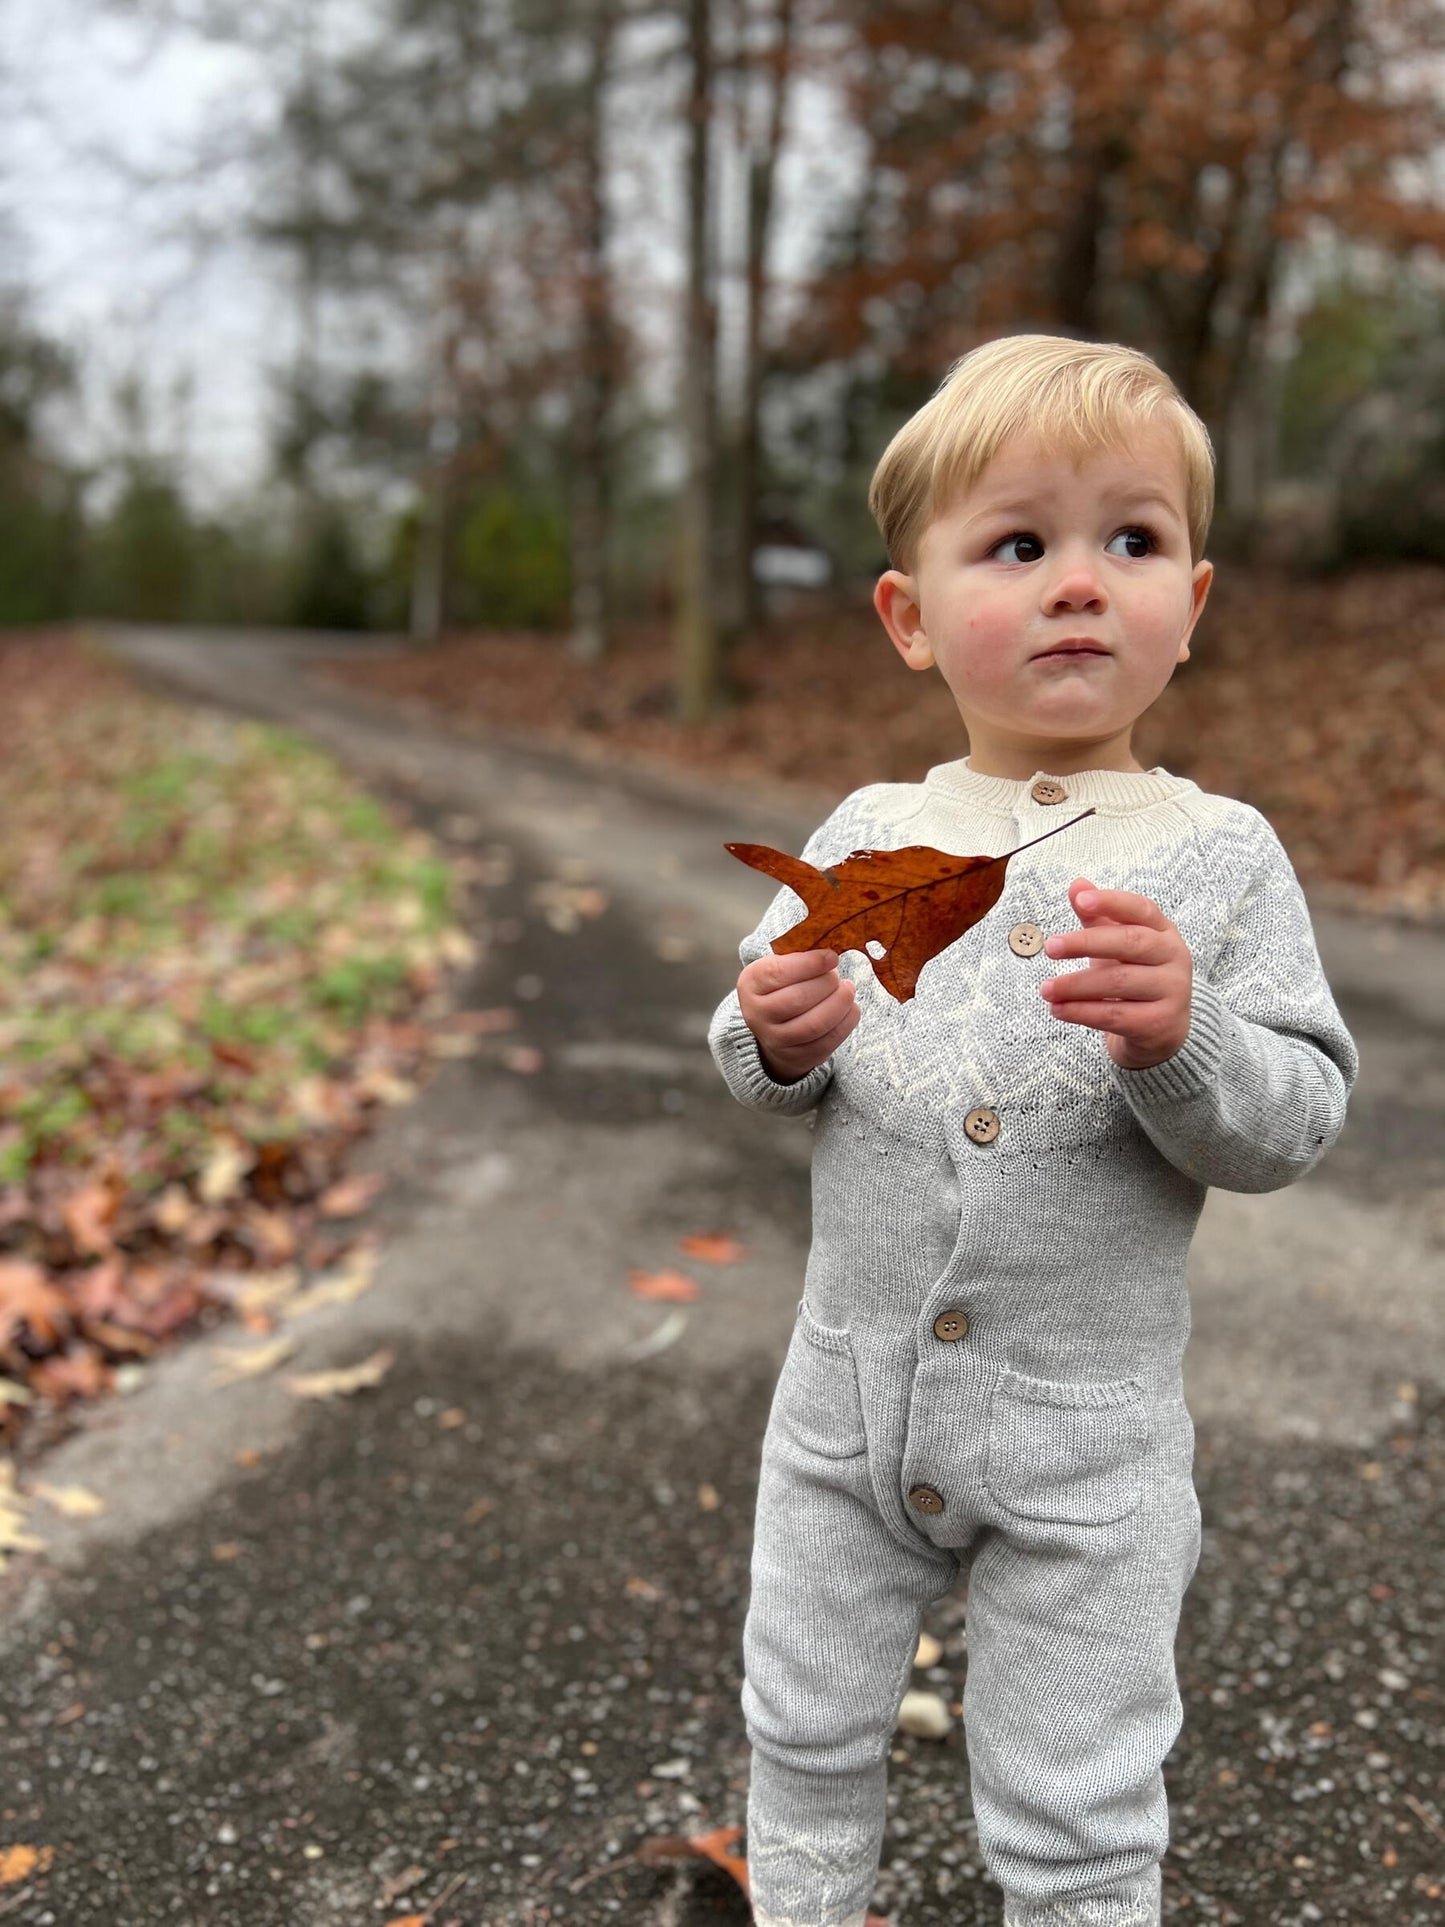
[947,601,1020,694]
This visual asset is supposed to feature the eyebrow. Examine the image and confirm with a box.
[965,489,1182,526]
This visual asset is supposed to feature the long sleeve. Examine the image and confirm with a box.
[1110,808,1359,1193]
[707,789,878,1118]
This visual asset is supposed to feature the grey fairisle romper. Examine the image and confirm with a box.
[707,759,1358,1927]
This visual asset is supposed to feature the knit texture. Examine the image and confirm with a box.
[708,759,1358,1926]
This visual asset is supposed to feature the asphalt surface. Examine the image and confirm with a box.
[0,624,1439,1927]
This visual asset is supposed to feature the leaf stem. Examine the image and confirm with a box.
[998,807,1096,862]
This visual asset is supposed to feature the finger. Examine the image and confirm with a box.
[755,946,841,990]
[812,1000,862,1057]
[1041,965,1166,1003]
[1046,1001,1170,1036]
[1044,924,1175,964]
[1068,879,1172,929]
[757,966,853,1026]
[777,980,858,1047]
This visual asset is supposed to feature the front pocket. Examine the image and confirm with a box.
[983,1367,1148,1525]
[771,1297,869,1459]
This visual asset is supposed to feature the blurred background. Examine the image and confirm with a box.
[4,0,1444,915]
[5,0,1445,615]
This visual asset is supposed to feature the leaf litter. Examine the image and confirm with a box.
[0,633,479,1493]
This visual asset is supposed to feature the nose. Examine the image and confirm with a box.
[1042,545,1107,614]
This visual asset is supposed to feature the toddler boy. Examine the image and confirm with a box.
[706,334,1358,1927]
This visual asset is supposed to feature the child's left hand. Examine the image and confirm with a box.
[1039,877,1193,1070]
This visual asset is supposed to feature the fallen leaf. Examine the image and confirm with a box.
[355,1069,417,1105]
[61,1169,125,1256]
[239,1201,298,1262]
[285,1345,395,1399]
[726,808,1095,1002]
[86,1319,156,1357]
[30,1346,110,1402]
[0,1843,55,1884]
[678,1232,746,1264]
[684,1825,750,1893]
[0,1462,46,1568]
[619,1309,690,1360]
[628,1267,701,1302]
[284,1243,378,1320]
[150,1183,197,1235]
[0,1259,72,1352]
[31,1481,105,1519]
[198,1136,255,1205]
[318,1171,387,1217]
[209,1334,297,1383]
[221,1266,303,1316]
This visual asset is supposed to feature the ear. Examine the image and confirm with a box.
[1176,559,1213,664]
[874,570,934,670]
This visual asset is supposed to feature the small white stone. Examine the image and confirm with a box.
[913,1633,943,1669]
[896,1690,953,1740]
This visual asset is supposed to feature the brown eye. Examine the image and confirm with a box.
[992,531,1043,563]
[1106,526,1158,559]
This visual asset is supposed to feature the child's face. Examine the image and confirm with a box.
[873,425,1213,776]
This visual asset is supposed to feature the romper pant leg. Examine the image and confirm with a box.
[961,1432,1202,1927]
[741,1361,958,1927]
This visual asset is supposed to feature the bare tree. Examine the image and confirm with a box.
[674,0,722,721]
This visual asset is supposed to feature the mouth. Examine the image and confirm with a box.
[1032,640,1111,660]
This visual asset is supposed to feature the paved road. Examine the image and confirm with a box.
[1,625,1439,1927]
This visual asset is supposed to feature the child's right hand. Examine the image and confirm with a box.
[738,948,860,1085]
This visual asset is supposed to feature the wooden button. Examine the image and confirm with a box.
[1008,921,1044,957]
[964,1107,1000,1144]
[1030,779,1067,805]
[908,1484,945,1514]
[933,1309,970,1342]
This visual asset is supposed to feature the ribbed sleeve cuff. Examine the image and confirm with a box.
[1109,977,1231,1104]
[707,992,834,1116]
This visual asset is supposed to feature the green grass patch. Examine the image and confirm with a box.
[0,664,469,1186]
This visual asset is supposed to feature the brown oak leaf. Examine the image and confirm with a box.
[726,808,1095,1001]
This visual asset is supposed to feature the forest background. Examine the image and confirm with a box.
[4,0,1445,917]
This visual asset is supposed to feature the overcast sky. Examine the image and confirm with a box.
[6,0,289,500]
[4,0,861,510]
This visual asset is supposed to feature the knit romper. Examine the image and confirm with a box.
[707,758,1359,1927]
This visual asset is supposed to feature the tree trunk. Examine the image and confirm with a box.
[1050,136,1126,337]
[724,0,796,647]
[675,0,721,725]
[568,0,619,664]
[410,461,448,644]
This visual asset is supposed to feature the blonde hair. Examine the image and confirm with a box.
[868,334,1215,573]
